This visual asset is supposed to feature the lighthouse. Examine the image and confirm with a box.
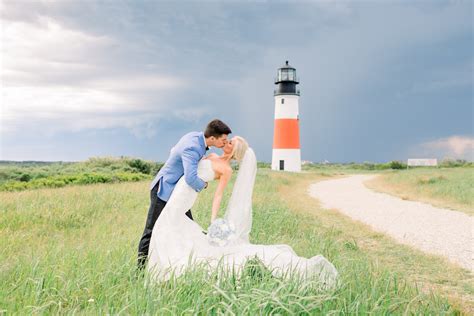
[272,61,301,172]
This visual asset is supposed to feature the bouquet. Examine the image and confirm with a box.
[207,218,236,247]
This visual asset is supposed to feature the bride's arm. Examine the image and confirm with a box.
[210,168,232,222]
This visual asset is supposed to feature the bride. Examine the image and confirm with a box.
[147,136,338,287]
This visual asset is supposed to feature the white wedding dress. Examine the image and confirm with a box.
[147,148,338,287]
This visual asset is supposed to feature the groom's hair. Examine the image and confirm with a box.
[204,119,232,138]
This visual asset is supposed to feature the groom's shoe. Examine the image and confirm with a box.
[202,230,207,235]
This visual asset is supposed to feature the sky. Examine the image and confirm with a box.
[1,0,472,163]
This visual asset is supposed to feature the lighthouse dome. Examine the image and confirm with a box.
[275,60,299,84]
[274,60,299,96]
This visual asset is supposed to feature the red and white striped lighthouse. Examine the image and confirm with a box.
[272,61,301,172]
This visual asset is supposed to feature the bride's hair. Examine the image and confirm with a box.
[230,136,248,162]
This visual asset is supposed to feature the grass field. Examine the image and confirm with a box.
[1,168,472,314]
[364,167,474,215]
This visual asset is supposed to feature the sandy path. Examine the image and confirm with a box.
[308,174,473,271]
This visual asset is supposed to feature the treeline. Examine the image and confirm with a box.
[302,158,472,171]
[1,157,470,191]
[0,157,163,192]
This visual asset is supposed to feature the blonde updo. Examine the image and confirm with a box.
[230,136,248,162]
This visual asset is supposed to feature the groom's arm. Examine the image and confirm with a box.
[182,147,207,192]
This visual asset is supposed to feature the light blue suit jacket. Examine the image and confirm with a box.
[150,131,207,202]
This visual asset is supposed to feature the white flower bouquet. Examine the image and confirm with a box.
[207,218,236,247]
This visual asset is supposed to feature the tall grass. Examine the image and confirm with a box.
[0,171,459,314]
[365,167,474,215]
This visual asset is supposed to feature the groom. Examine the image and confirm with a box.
[137,119,232,269]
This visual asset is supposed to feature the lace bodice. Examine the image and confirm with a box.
[197,159,215,182]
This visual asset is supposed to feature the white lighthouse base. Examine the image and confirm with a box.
[272,149,301,172]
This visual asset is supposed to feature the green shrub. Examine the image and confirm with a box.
[0,156,163,188]
[128,159,152,174]
[19,173,32,182]
[389,160,405,169]
[440,159,472,168]
[0,172,150,191]
[374,163,391,170]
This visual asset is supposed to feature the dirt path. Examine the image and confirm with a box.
[308,174,473,271]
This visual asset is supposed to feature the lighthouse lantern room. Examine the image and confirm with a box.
[272,61,301,172]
